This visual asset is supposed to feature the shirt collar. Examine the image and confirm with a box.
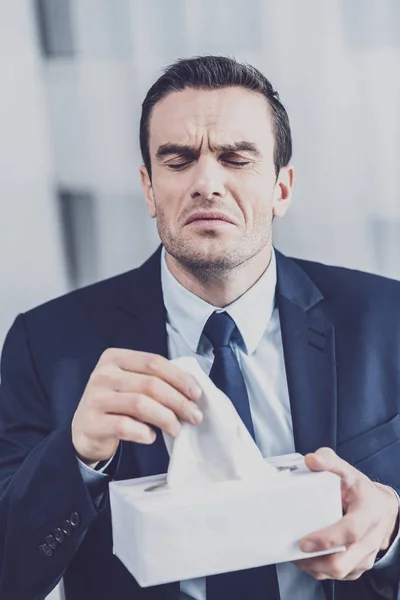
[161,247,277,355]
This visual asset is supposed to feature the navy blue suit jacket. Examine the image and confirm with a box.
[0,247,399,600]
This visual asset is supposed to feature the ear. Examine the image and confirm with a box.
[272,165,294,218]
[140,165,156,218]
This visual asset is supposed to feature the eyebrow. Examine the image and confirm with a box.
[155,141,261,160]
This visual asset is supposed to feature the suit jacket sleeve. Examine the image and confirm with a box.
[0,315,101,600]
[362,489,400,600]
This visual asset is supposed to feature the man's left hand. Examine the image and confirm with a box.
[294,447,399,581]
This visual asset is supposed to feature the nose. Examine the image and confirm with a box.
[189,157,227,201]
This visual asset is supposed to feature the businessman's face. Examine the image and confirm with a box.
[141,87,293,278]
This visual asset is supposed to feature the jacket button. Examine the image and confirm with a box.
[39,544,53,557]
[45,535,57,550]
[54,528,65,544]
[61,520,72,536]
[70,512,80,528]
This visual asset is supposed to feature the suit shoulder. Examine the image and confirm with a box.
[292,257,400,305]
[23,268,139,322]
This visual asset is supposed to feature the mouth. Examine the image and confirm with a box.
[184,211,237,226]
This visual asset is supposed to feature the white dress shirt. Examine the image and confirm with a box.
[79,247,399,598]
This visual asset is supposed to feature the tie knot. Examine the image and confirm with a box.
[203,311,237,349]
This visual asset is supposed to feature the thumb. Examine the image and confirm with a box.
[305,447,357,482]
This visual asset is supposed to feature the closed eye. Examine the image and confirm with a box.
[167,161,193,170]
[166,158,252,170]
[223,160,251,166]
[220,152,252,166]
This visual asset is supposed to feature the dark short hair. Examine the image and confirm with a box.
[139,55,292,179]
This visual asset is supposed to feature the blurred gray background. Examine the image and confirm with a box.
[0,2,399,596]
[1,0,400,351]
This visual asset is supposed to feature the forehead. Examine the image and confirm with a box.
[148,87,274,152]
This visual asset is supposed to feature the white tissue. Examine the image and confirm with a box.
[163,357,276,488]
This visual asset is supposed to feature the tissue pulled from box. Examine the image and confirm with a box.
[163,357,277,489]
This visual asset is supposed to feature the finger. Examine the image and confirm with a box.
[129,375,203,424]
[297,519,381,581]
[94,372,203,425]
[107,392,182,437]
[300,504,370,552]
[294,554,340,581]
[336,524,383,575]
[99,349,202,401]
[339,549,377,580]
[296,544,378,581]
[105,414,157,445]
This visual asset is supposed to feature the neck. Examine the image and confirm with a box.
[165,246,272,308]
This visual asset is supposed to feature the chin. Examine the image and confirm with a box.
[162,230,268,274]
[166,243,243,277]
[182,240,232,262]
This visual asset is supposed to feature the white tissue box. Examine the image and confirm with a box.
[109,453,343,587]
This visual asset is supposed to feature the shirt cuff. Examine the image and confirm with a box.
[373,487,400,569]
[77,454,115,506]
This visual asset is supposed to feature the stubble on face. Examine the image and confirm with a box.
[154,193,274,284]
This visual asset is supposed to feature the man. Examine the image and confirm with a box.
[0,55,399,600]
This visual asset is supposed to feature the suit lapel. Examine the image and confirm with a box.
[276,251,337,600]
[276,250,337,455]
[106,247,171,479]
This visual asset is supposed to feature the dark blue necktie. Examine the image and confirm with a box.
[204,311,255,439]
[203,311,281,600]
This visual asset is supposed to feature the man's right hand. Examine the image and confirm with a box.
[71,348,203,467]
